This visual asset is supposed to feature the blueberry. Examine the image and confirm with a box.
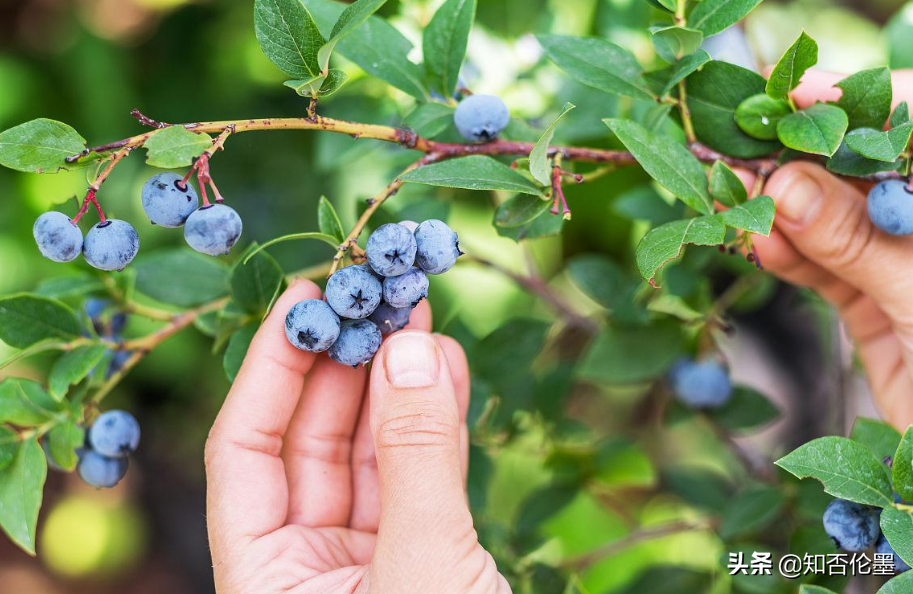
[284,299,341,352]
[83,298,109,323]
[868,180,913,236]
[78,450,128,488]
[366,223,417,277]
[329,319,383,367]
[184,204,243,256]
[326,264,383,319]
[668,358,733,409]
[877,534,911,573]
[414,219,462,274]
[106,350,133,379]
[369,302,412,335]
[141,172,199,227]
[88,410,140,458]
[82,219,140,271]
[383,267,429,309]
[823,499,881,552]
[399,220,419,233]
[453,95,510,142]
[33,211,83,263]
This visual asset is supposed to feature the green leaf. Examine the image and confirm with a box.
[400,155,542,195]
[536,35,654,101]
[766,31,818,100]
[0,379,63,427]
[404,102,454,138]
[651,26,703,64]
[254,0,325,79]
[144,126,212,168]
[0,118,87,173]
[878,571,913,594]
[283,75,323,97]
[471,319,551,384]
[635,216,727,285]
[0,428,17,472]
[709,161,747,207]
[689,0,764,36]
[735,94,792,141]
[605,119,713,215]
[423,0,476,97]
[134,249,229,307]
[881,507,913,571]
[827,141,903,177]
[718,195,775,236]
[318,69,349,96]
[892,101,910,128]
[687,61,782,158]
[529,102,575,185]
[35,274,105,300]
[318,196,345,242]
[317,0,388,71]
[775,436,894,507]
[48,345,108,401]
[496,204,565,241]
[0,438,46,555]
[46,420,85,472]
[494,194,551,228]
[836,67,893,131]
[645,50,711,98]
[242,233,340,264]
[893,426,913,503]
[851,417,903,462]
[224,324,258,382]
[579,321,683,384]
[230,245,284,315]
[707,386,780,432]
[777,104,848,157]
[845,124,913,162]
[719,485,787,539]
[800,587,839,594]
[0,294,82,349]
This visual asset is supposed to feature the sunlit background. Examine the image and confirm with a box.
[1,0,912,592]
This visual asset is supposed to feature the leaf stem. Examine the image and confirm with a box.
[677,81,697,143]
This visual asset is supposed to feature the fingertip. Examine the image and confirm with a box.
[790,69,843,108]
[403,299,432,332]
[435,334,470,418]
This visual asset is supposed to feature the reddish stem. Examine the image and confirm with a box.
[550,164,571,218]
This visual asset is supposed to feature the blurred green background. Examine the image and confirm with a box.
[0,0,911,592]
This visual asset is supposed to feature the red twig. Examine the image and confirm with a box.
[130,109,169,129]
[550,163,571,219]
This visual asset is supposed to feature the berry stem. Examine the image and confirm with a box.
[72,146,132,224]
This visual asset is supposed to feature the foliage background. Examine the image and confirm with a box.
[0,0,911,592]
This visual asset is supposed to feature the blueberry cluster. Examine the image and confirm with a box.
[668,358,733,409]
[822,498,909,573]
[285,219,462,367]
[76,410,140,489]
[32,172,242,270]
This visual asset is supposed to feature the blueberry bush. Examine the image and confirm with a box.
[2,0,913,592]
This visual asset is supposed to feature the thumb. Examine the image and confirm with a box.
[368,330,475,589]
[763,162,913,320]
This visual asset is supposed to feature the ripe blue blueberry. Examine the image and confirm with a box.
[668,358,733,409]
[285,299,341,352]
[82,219,140,271]
[141,172,199,227]
[453,95,510,142]
[33,211,83,263]
[89,410,141,458]
[414,219,462,275]
[78,450,128,489]
[822,499,880,552]
[877,534,911,573]
[326,265,383,319]
[366,223,417,277]
[329,319,383,367]
[369,302,412,335]
[383,267,429,309]
[106,350,133,379]
[867,180,913,236]
[184,204,243,256]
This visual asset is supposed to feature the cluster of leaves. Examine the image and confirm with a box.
[0,0,911,591]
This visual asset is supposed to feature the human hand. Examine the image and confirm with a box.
[204,280,509,593]
[752,70,913,429]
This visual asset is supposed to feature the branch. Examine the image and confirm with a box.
[563,521,707,570]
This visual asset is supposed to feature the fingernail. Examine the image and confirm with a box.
[384,332,440,388]
[776,173,824,226]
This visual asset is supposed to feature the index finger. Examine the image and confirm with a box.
[206,279,322,547]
